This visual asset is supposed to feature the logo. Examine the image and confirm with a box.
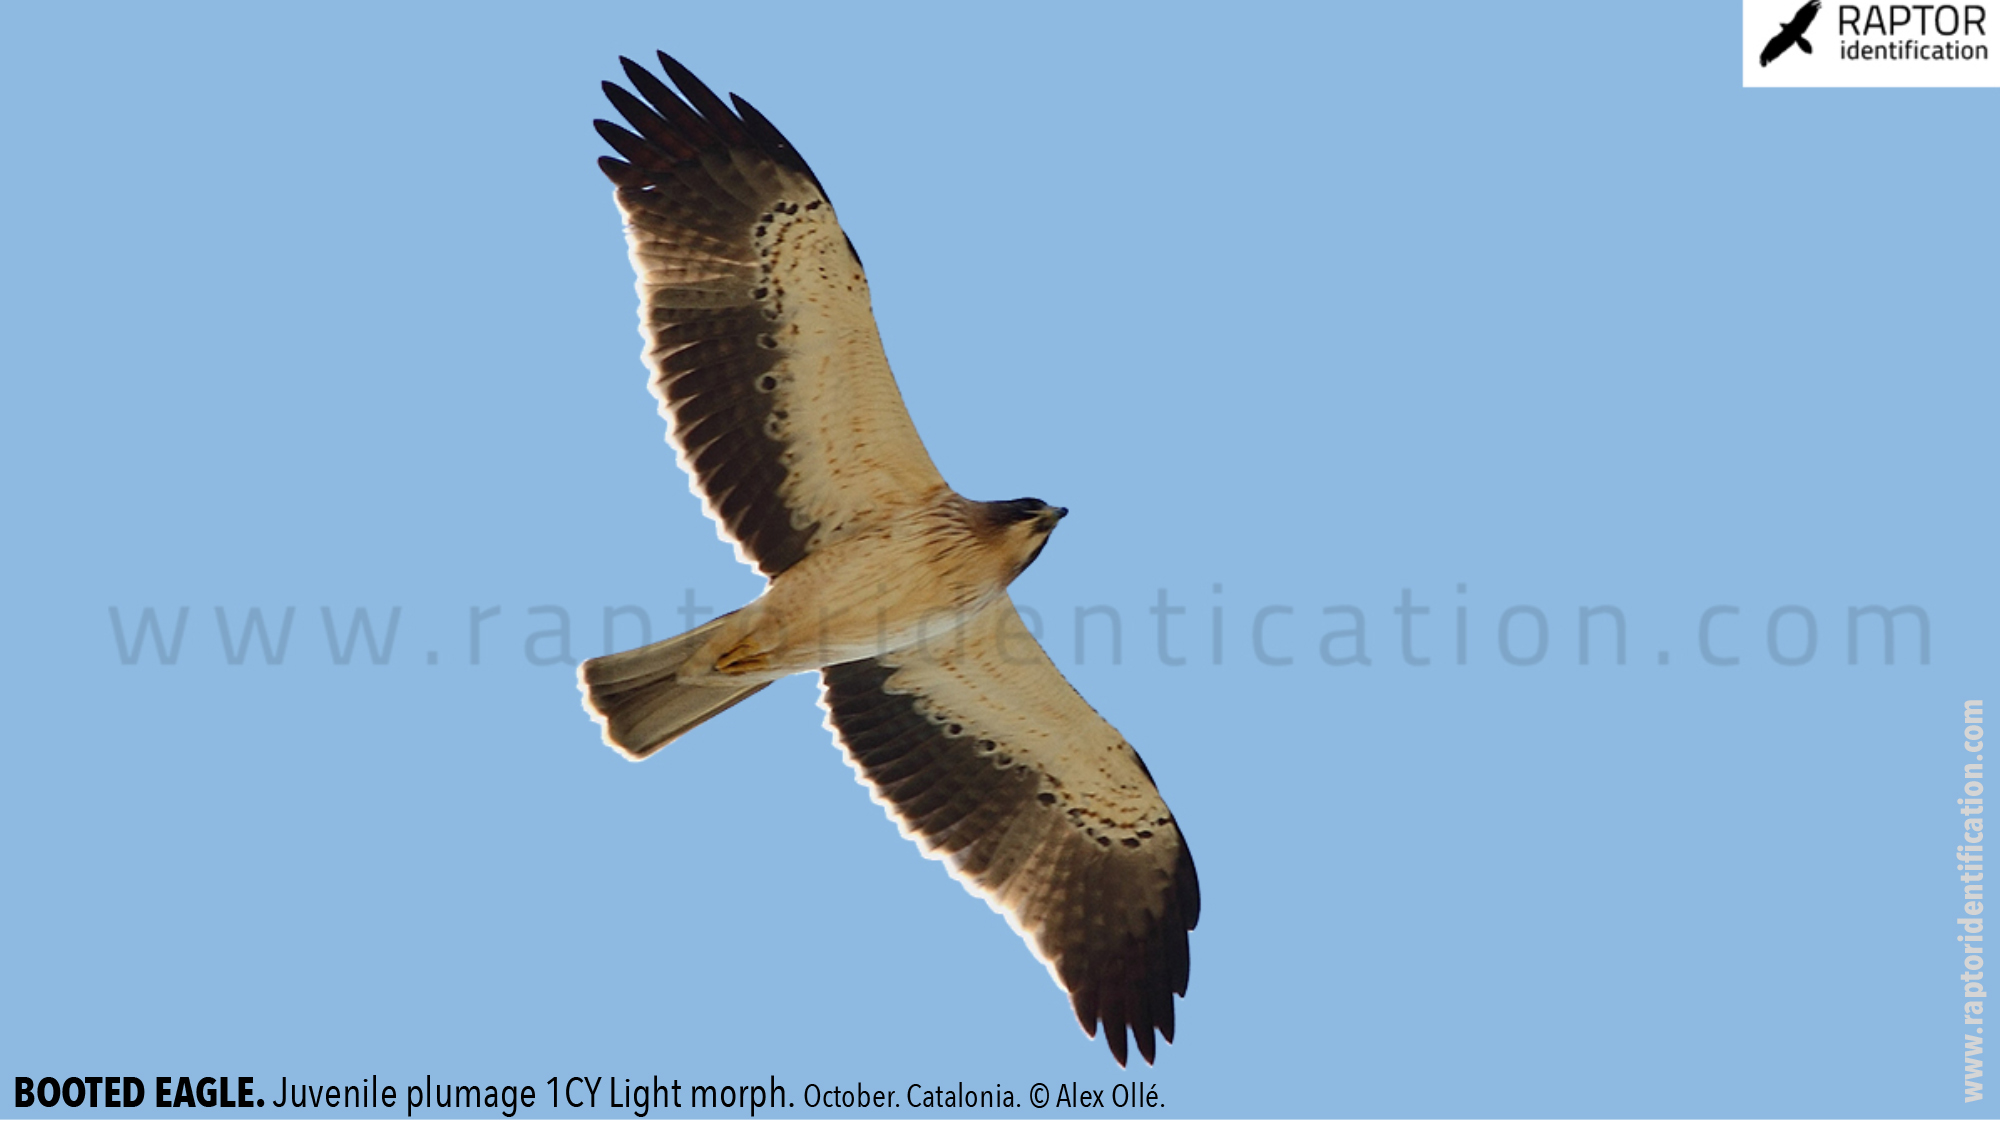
[1744,0,1999,85]
[1760,0,1821,64]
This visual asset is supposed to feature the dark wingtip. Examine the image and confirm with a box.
[653,50,746,141]
[592,118,658,169]
[1070,982,1099,1035]
[591,117,632,145]
[596,154,639,185]
[597,50,825,196]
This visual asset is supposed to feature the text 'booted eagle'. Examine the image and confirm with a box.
[579,53,1199,1066]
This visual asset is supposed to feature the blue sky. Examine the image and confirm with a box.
[3,2,1995,1118]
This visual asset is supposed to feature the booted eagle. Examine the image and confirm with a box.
[580,52,1198,1067]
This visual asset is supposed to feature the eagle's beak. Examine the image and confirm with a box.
[1053,507,1069,520]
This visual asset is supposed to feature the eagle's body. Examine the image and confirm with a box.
[578,53,1197,1067]
[692,493,1044,678]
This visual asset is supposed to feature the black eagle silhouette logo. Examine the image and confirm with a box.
[1760,0,1821,66]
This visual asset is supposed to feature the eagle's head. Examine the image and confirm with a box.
[979,497,1068,578]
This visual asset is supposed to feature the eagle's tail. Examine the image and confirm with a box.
[579,614,770,760]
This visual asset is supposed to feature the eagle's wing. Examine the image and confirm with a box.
[818,597,1199,1066]
[596,54,947,578]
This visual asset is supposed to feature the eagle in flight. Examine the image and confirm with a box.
[1760,0,1820,66]
[580,52,1199,1067]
